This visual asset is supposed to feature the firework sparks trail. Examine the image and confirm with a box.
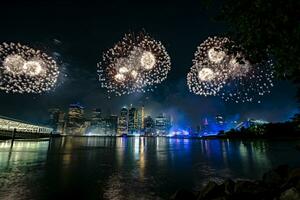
[97,32,171,96]
[187,36,274,103]
[0,42,59,94]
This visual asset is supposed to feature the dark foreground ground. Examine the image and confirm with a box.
[171,165,300,200]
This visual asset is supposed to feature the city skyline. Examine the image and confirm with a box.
[46,102,270,137]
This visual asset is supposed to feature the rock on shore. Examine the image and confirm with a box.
[170,165,300,200]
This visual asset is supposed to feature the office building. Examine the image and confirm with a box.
[144,116,155,136]
[91,108,102,125]
[155,114,171,136]
[67,103,85,135]
[128,107,138,133]
[107,115,118,134]
[118,107,128,136]
[57,112,66,134]
[137,106,145,130]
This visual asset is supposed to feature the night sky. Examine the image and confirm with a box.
[0,0,298,127]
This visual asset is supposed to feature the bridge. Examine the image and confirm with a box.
[0,115,53,139]
[235,119,269,130]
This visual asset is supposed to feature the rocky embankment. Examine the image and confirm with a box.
[170,165,300,200]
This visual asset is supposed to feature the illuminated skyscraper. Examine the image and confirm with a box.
[155,114,171,136]
[202,117,209,135]
[49,108,66,135]
[57,112,66,135]
[138,105,145,130]
[118,107,128,136]
[128,107,138,133]
[144,116,155,136]
[87,114,118,136]
[127,105,145,134]
[91,108,102,125]
[67,103,85,135]
[106,115,118,135]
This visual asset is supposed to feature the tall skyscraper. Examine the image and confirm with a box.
[118,107,128,136]
[91,108,102,125]
[57,112,66,135]
[137,105,145,130]
[127,105,145,134]
[67,103,85,135]
[128,107,138,133]
[202,117,209,135]
[87,108,118,136]
[86,118,106,136]
[49,108,66,135]
[106,115,118,136]
[49,108,60,130]
[144,116,155,136]
[155,114,171,136]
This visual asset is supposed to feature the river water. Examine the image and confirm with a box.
[0,137,299,200]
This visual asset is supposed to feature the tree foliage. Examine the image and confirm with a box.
[215,0,300,85]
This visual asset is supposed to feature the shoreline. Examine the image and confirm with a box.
[170,165,300,200]
[57,135,300,140]
[2,134,300,141]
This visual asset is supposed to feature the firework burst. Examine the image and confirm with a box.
[187,36,274,103]
[0,42,59,94]
[220,59,274,103]
[97,32,171,96]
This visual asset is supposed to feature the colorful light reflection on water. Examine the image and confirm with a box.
[0,137,299,200]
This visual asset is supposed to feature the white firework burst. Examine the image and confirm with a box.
[0,42,59,94]
[220,59,274,103]
[187,37,231,96]
[187,36,274,103]
[97,32,171,96]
